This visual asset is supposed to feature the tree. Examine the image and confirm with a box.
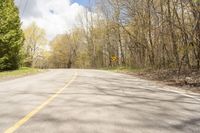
[0,0,24,71]
[23,22,47,67]
[44,0,200,74]
[49,28,82,68]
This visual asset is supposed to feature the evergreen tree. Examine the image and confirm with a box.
[0,0,24,71]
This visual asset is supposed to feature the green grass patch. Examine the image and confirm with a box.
[0,67,42,79]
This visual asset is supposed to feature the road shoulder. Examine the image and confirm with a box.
[105,68,200,99]
[0,67,47,82]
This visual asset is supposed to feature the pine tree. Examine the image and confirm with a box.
[0,0,24,71]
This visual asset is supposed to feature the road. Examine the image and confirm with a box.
[0,69,200,133]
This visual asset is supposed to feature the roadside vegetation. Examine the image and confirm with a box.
[0,67,41,80]
[106,67,200,93]
[46,0,200,73]
[0,1,45,73]
[0,0,24,71]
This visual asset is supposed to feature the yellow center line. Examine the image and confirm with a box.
[4,71,78,133]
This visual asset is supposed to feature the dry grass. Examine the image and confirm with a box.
[0,67,42,80]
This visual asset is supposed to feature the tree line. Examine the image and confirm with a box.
[0,0,48,71]
[47,0,200,73]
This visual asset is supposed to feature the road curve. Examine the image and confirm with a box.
[0,69,200,133]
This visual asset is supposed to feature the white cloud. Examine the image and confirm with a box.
[14,0,87,40]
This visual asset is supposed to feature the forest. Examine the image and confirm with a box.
[47,0,200,72]
[1,0,200,76]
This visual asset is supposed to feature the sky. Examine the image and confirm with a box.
[14,0,91,40]
[72,0,90,7]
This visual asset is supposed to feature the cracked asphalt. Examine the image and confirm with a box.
[0,69,200,133]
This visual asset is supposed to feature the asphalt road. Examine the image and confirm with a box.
[0,69,200,133]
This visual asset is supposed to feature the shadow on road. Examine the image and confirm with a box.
[2,71,200,133]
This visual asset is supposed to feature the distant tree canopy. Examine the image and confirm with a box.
[48,0,200,73]
[49,28,83,68]
[23,22,47,67]
[0,0,24,71]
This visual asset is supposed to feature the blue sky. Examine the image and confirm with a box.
[72,0,90,7]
